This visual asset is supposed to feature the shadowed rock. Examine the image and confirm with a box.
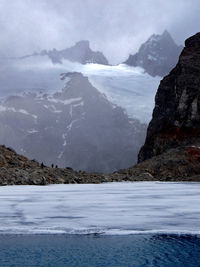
[138,32,200,163]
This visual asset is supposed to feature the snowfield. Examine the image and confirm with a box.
[0,57,161,123]
[83,63,161,123]
[0,182,200,235]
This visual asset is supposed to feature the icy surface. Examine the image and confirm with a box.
[1,182,200,235]
[83,64,161,123]
[0,57,161,122]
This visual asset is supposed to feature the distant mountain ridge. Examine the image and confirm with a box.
[20,40,109,65]
[0,72,146,173]
[124,30,183,77]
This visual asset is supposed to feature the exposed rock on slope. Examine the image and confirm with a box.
[1,144,200,185]
[138,32,200,163]
[21,40,109,65]
[124,30,183,77]
[114,146,200,181]
[0,72,146,173]
[0,145,112,185]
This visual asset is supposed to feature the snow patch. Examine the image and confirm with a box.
[27,129,39,134]
[73,101,84,108]
[0,106,37,120]
[148,54,157,61]
[48,97,82,105]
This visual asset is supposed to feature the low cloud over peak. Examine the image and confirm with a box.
[0,0,200,64]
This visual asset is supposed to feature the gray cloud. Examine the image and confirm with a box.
[0,0,200,64]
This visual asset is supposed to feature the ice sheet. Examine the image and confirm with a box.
[0,182,200,235]
[0,57,161,123]
[83,64,161,123]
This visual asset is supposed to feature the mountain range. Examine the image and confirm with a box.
[124,30,183,77]
[19,40,109,65]
[16,30,182,79]
[0,32,200,184]
[0,72,146,173]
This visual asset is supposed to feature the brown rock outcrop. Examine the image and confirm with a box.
[0,145,122,185]
[115,146,200,182]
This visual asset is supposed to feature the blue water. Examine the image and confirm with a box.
[0,234,200,267]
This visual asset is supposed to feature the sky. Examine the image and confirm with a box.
[0,0,200,64]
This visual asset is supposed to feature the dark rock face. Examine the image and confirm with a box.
[138,32,200,163]
[0,72,146,173]
[124,30,183,77]
[23,40,109,65]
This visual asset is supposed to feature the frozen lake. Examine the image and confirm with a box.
[0,182,200,235]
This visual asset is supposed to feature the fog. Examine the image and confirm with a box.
[0,0,200,64]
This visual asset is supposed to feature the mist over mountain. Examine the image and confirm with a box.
[124,30,183,77]
[0,72,146,172]
[0,55,160,123]
[0,1,199,64]
[0,28,188,173]
[20,40,109,65]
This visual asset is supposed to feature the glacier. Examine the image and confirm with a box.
[1,182,200,235]
[0,57,161,123]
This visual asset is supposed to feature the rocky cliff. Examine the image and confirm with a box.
[124,30,183,77]
[138,32,200,163]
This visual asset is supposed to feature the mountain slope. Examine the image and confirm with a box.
[0,57,160,123]
[124,30,183,77]
[0,72,146,173]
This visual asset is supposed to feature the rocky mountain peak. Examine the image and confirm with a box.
[161,29,173,40]
[17,40,109,65]
[138,32,200,163]
[124,30,183,77]
[57,72,103,101]
[146,30,174,46]
[74,40,90,49]
[0,72,146,173]
[48,40,108,65]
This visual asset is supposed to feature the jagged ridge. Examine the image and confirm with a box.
[124,30,183,77]
[21,40,109,65]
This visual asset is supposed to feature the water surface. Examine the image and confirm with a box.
[0,234,200,267]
